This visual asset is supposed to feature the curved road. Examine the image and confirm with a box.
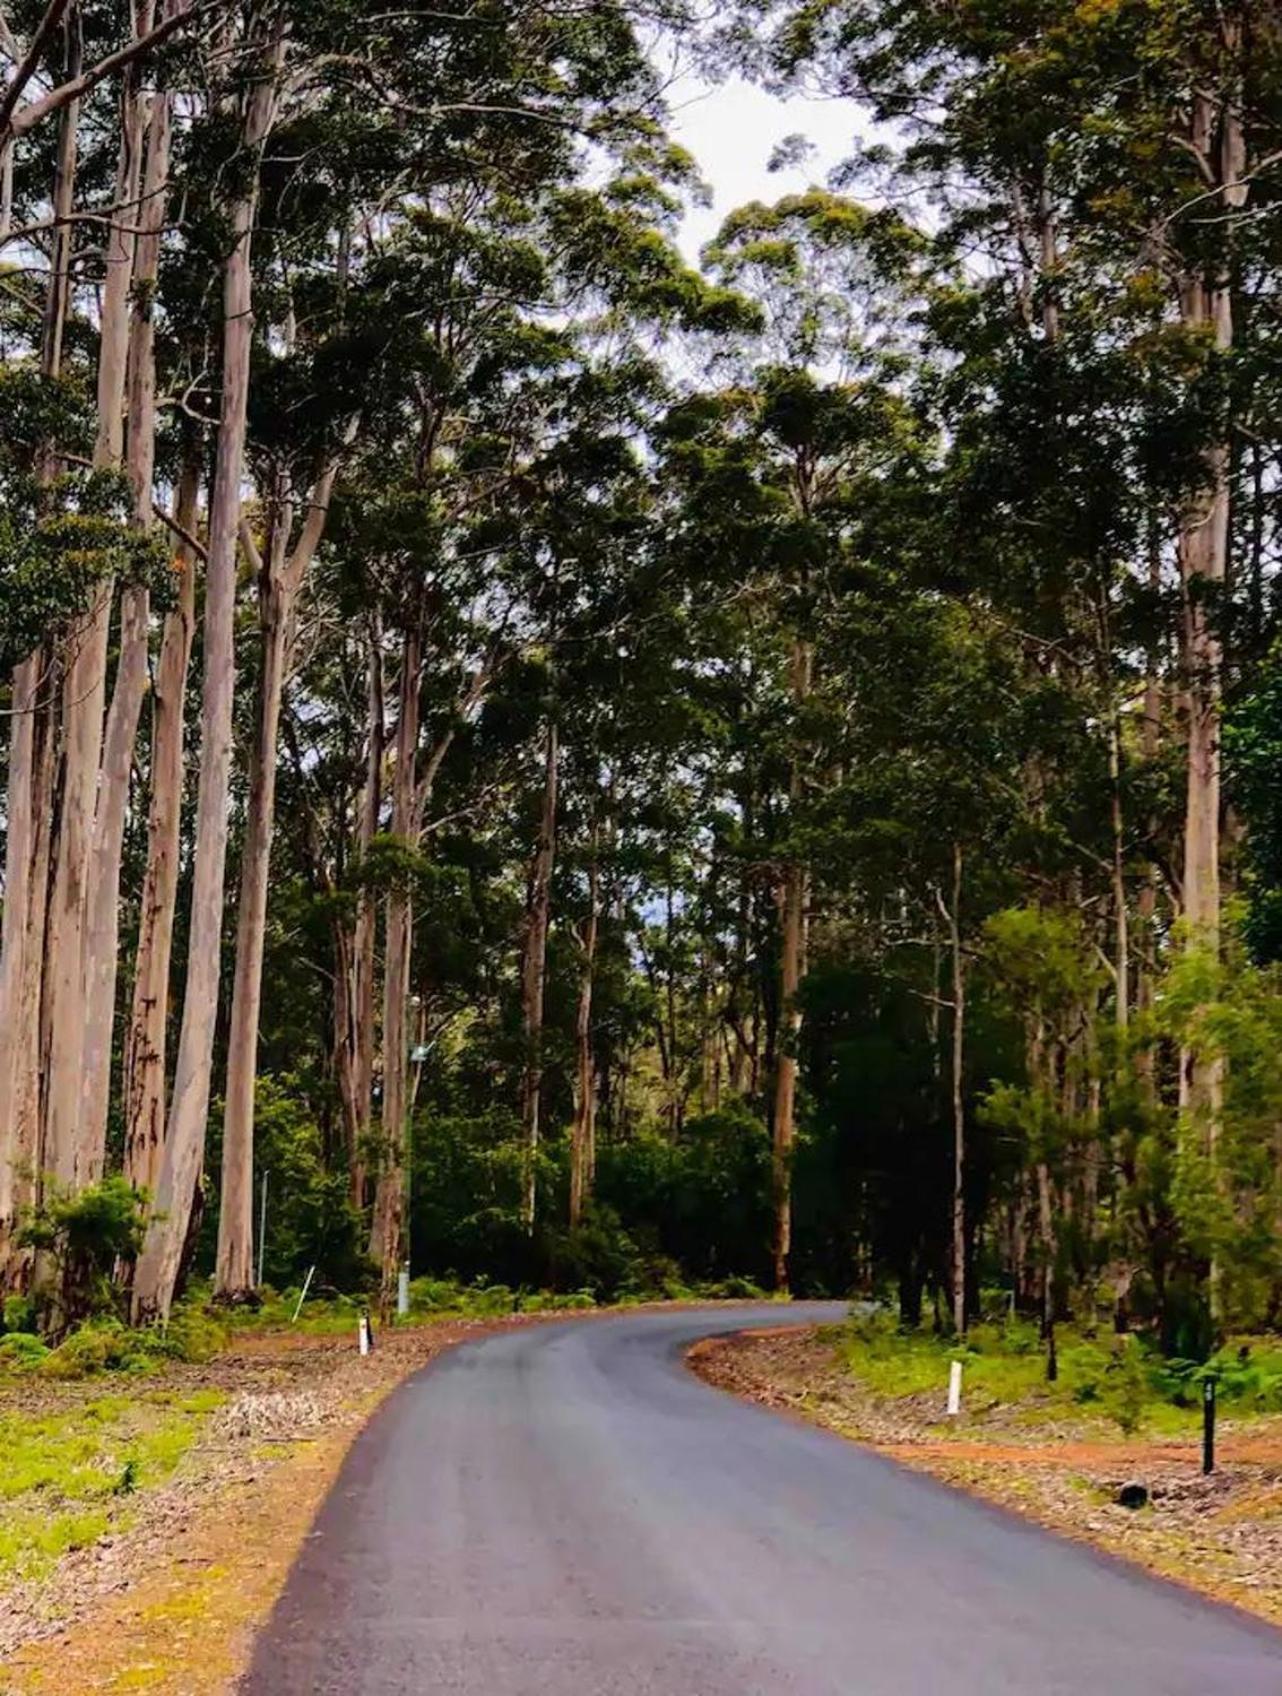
[242,1304,1282,1695]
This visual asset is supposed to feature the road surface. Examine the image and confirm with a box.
[242,1303,1282,1695]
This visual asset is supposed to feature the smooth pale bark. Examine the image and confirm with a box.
[0,657,42,1277]
[124,462,199,1196]
[214,499,292,1297]
[771,638,812,1294]
[39,44,78,379]
[14,699,55,1251]
[215,456,345,1297]
[336,623,384,1207]
[4,3,194,141]
[1176,79,1241,1140]
[133,39,281,1321]
[35,50,89,1186]
[569,821,601,1230]
[370,625,422,1313]
[45,25,149,1190]
[520,718,558,1233]
[728,789,754,1098]
[353,628,384,1201]
[369,647,486,1295]
[0,68,79,1277]
[80,68,171,1171]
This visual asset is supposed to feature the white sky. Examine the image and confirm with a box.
[664,74,863,262]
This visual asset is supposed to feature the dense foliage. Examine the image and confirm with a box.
[2,0,1282,1367]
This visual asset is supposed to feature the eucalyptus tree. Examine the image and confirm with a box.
[0,0,183,1289]
[140,0,685,1315]
[732,0,1282,1331]
[657,187,927,1289]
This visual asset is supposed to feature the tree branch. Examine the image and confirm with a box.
[0,0,72,135]
[10,2,199,138]
[154,501,207,562]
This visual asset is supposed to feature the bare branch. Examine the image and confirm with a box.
[10,2,201,138]
[0,0,72,135]
[154,501,207,562]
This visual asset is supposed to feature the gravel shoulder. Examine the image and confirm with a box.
[689,1324,1282,1627]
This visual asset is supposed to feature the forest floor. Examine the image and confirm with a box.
[0,1310,586,1695]
[690,1322,1282,1628]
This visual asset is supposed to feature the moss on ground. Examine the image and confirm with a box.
[0,1388,226,1583]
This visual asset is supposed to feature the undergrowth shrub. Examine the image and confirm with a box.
[40,1320,138,1379]
[17,1176,146,1333]
[2,1294,36,1335]
[0,1333,50,1372]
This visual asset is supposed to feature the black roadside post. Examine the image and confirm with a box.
[1202,1373,1217,1475]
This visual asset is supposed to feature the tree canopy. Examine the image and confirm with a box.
[2,0,1282,1364]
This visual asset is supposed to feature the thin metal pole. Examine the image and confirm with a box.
[1202,1374,1217,1475]
[257,1170,268,1288]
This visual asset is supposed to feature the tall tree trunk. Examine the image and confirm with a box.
[0,60,79,1280]
[45,18,148,1191]
[123,458,199,1194]
[80,65,172,1172]
[1176,79,1240,1117]
[1108,713,1129,1033]
[367,632,479,1310]
[1037,1154,1058,1381]
[215,454,344,1297]
[370,675,415,1308]
[350,626,383,1207]
[1174,70,1242,1325]
[569,816,601,1230]
[215,508,291,1297]
[371,624,422,1310]
[1135,521,1163,1099]
[0,658,46,1280]
[132,36,280,1321]
[939,842,967,1336]
[771,637,811,1293]
[520,717,558,1232]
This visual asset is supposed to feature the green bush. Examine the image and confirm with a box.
[519,1289,597,1313]
[37,1316,173,1379]
[160,1306,228,1364]
[1103,1340,1151,1435]
[407,1276,469,1313]
[40,1324,123,1379]
[467,1281,517,1315]
[2,1294,36,1335]
[17,1176,146,1331]
[1159,1342,1282,1413]
[0,1333,50,1371]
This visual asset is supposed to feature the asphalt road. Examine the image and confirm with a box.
[242,1303,1282,1695]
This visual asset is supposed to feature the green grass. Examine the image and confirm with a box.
[0,1506,114,1580]
[833,1313,1216,1436]
[0,1388,226,1583]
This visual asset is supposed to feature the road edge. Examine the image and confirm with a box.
[686,1326,1282,1639]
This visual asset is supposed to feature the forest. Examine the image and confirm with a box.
[0,0,1280,1369]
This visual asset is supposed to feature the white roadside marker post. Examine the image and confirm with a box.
[397,1262,410,1318]
[947,1359,963,1417]
[358,1311,371,1356]
[291,1265,316,1323]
